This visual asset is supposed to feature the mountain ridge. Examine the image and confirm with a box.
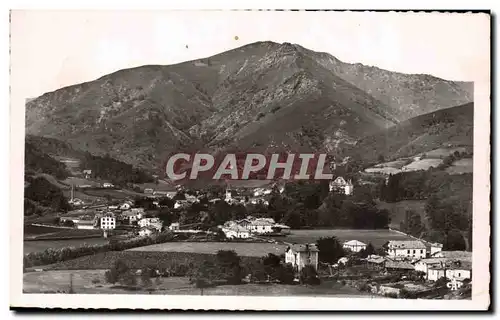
[26,41,473,169]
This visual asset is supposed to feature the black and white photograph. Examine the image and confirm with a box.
[9,8,491,310]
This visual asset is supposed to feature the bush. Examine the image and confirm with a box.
[384,292,398,298]
[300,265,320,285]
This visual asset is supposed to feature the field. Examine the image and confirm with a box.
[446,158,473,175]
[375,200,427,230]
[127,241,287,257]
[401,159,443,172]
[24,238,110,254]
[24,224,63,236]
[23,270,380,297]
[37,251,261,271]
[423,147,467,159]
[364,167,402,175]
[278,229,415,248]
[62,177,101,187]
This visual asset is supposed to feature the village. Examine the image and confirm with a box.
[22,166,472,299]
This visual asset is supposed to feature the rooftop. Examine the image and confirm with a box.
[387,240,427,249]
[287,244,319,253]
[344,240,367,246]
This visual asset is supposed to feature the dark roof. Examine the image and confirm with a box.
[287,244,319,253]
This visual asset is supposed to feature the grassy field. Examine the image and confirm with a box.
[38,251,261,271]
[424,147,467,159]
[375,200,427,230]
[402,158,443,171]
[279,229,414,248]
[127,242,287,257]
[446,158,473,175]
[24,238,110,254]
[23,270,380,297]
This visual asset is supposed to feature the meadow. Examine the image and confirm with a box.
[23,270,380,297]
[24,238,110,255]
[278,229,414,248]
[127,241,287,257]
[375,200,427,230]
[446,158,473,175]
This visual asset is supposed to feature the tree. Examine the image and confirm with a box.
[216,250,242,284]
[262,253,282,281]
[444,229,466,251]
[299,265,320,285]
[359,242,375,258]
[316,237,346,264]
[63,220,75,227]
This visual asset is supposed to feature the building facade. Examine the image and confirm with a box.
[285,244,319,272]
[386,240,427,260]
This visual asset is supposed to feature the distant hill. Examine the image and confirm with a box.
[25,41,473,169]
[349,102,474,164]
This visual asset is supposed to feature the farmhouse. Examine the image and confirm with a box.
[100,214,116,230]
[343,240,367,253]
[82,169,92,179]
[119,201,133,210]
[384,259,415,272]
[427,265,446,281]
[138,217,162,231]
[386,240,427,260]
[138,227,157,237]
[285,244,319,272]
[414,258,448,276]
[429,242,444,256]
[221,225,251,239]
[76,220,96,230]
[144,188,154,194]
[169,222,180,231]
[248,219,274,234]
[445,260,472,281]
[102,182,114,188]
[329,176,354,195]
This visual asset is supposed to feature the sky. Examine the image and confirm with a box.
[11,10,490,99]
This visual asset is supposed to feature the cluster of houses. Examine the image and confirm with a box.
[284,239,472,285]
[219,216,291,239]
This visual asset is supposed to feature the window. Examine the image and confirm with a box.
[407,250,410,254]
[421,249,424,254]
[413,250,416,254]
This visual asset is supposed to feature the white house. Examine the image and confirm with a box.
[343,240,367,253]
[119,201,133,210]
[253,188,272,197]
[68,198,84,206]
[427,265,447,281]
[102,182,114,188]
[247,219,274,234]
[169,222,180,231]
[138,227,157,237]
[445,261,472,281]
[221,225,251,239]
[82,169,92,179]
[100,215,116,230]
[285,244,319,272]
[329,177,354,195]
[138,217,162,231]
[386,240,427,260]
[76,220,95,230]
[414,258,448,276]
[429,242,444,256]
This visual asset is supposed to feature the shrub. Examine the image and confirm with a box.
[384,292,398,298]
[300,265,320,285]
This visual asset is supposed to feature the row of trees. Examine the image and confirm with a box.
[79,152,154,186]
[24,176,71,215]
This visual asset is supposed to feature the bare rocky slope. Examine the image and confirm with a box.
[26,41,473,170]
